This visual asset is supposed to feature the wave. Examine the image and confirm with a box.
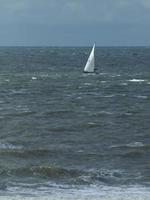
[0,166,81,180]
[126,142,145,148]
[84,83,92,86]
[78,169,125,185]
[9,89,28,95]
[44,110,73,116]
[0,143,23,150]
[91,111,114,116]
[102,94,127,98]
[31,76,37,80]
[110,142,150,159]
[128,79,146,82]
[7,110,36,117]
[0,165,144,186]
[109,142,150,158]
[110,142,150,154]
[0,149,52,159]
[1,185,150,200]
[120,82,128,86]
[110,142,145,149]
[134,95,148,99]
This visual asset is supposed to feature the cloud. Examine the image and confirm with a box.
[140,0,150,8]
[0,0,150,45]
[0,0,147,25]
[0,0,26,13]
[0,0,117,25]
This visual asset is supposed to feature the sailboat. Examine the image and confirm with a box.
[84,44,95,73]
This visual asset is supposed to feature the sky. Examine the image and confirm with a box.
[0,0,150,46]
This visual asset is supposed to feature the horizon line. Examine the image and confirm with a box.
[0,45,150,48]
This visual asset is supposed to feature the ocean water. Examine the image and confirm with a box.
[0,46,149,199]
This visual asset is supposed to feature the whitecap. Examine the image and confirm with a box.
[94,111,113,115]
[32,76,37,80]
[124,112,133,116]
[126,142,145,148]
[84,83,92,86]
[0,143,23,150]
[82,73,96,77]
[120,83,128,86]
[110,74,121,77]
[134,95,148,99]
[3,185,150,200]
[128,79,146,82]
[76,96,82,99]
[110,142,144,149]
[103,95,115,98]
[87,122,96,126]
[40,74,49,78]
[100,111,113,115]
[76,150,84,153]
[10,89,27,94]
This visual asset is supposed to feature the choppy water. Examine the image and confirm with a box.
[0,47,150,199]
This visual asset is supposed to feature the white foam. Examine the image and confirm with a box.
[126,142,145,148]
[84,83,92,86]
[110,142,144,148]
[120,83,128,86]
[135,95,148,99]
[103,95,115,98]
[1,186,150,200]
[0,143,23,150]
[10,89,27,94]
[103,94,126,98]
[110,74,121,77]
[5,79,10,82]
[40,74,49,78]
[32,77,37,80]
[128,79,146,82]
[76,96,82,99]
[98,111,113,115]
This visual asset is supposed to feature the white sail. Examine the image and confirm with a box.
[84,44,95,72]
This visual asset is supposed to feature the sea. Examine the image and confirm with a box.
[0,46,149,200]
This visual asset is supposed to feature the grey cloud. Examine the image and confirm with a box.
[0,0,150,46]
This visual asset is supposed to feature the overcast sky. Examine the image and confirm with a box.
[0,0,150,46]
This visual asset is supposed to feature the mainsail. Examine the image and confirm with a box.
[84,44,95,72]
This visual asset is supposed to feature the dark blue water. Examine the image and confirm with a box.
[0,47,149,199]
